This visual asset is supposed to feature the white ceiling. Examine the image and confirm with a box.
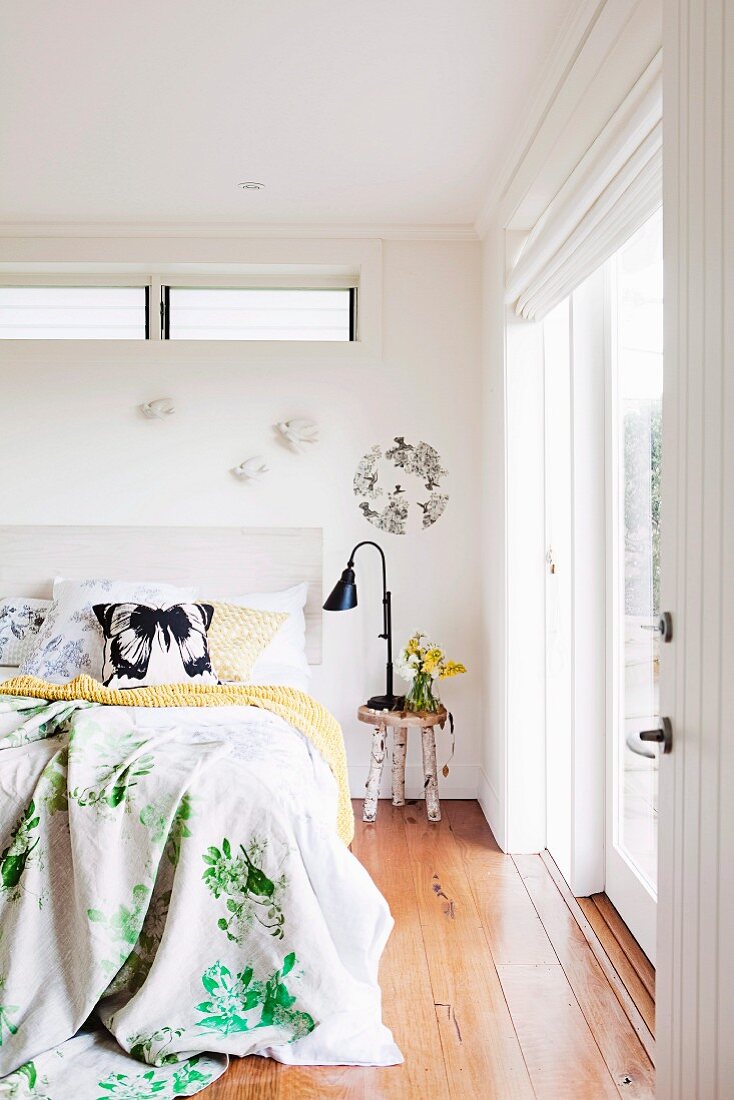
[0,1,573,228]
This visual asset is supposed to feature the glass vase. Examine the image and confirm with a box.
[404,672,440,713]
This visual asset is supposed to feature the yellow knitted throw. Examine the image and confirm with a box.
[0,674,354,846]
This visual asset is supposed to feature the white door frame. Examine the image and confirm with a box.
[543,273,607,898]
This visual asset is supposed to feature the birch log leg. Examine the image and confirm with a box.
[420,726,441,822]
[392,726,407,806]
[363,724,387,822]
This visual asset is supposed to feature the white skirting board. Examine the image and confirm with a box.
[477,767,504,851]
[348,764,478,801]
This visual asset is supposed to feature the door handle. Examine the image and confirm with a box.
[639,717,673,754]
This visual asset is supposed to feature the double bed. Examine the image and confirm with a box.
[0,526,400,1099]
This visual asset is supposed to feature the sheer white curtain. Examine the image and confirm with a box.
[506,51,662,321]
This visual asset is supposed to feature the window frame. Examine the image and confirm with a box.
[159,280,358,343]
[0,273,359,344]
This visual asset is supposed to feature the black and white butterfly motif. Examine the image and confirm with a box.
[93,603,216,688]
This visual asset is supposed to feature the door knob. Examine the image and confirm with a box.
[639,717,673,754]
[658,611,673,642]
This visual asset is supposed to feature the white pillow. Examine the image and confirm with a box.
[246,662,311,693]
[211,583,309,680]
[20,578,197,684]
[0,598,51,666]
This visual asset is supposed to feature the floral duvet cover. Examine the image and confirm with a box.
[0,696,400,1098]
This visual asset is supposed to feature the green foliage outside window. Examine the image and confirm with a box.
[624,401,662,616]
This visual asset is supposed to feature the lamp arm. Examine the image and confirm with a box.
[348,540,389,639]
[347,541,387,599]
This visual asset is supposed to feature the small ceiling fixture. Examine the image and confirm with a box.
[238,181,265,190]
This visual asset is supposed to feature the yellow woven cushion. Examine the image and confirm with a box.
[206,602,288,682]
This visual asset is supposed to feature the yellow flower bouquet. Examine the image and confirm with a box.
[396,631,466,713]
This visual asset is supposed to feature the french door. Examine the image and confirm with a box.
[542,209,663,962]
[605,208,663,963]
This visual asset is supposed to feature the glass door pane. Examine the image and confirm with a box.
[607,207,663,960]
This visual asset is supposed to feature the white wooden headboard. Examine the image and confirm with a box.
[0,525,323,664]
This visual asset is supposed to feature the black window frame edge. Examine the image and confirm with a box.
[161,285,171,340]
[349,287,358,342]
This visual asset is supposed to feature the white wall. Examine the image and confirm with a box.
[0,238,483,799]
[479,223,508,845]
[480,223,548,854]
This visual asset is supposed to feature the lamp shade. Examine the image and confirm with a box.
[323,567,358,611]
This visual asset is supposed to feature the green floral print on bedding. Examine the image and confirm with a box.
[87,884,151,977]
[203,836,287,942]
[169,1058,214,1096]
[70,751,154,811]
[2,698,47,714]
[68,722,155,812]
[0,1003,19,1048]
[139,802,168,846]
[96,1057,213,1100]
[105,888,171,998]
[140,792,195,859]
[0,697,92,748]
[40,749,68,816]
[127,1025,184,1066]
[165,794,194,868]
[1,801,40,893]
[0,1060,52,1100]
[196,954,314,1042]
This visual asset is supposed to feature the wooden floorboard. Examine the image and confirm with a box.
[351,803,450,1099]
[207,1055,283,1099]
[205,800,655,1099]
[591,893,656,1002]
[497,963,620,1099]
[446,801,558,966]
[515,854,656,1098]
[447,803,644,1098]
[538,853,655,1064]
[402,806,535,1098]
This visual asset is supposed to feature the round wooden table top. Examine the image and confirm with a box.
[357,704,447,728]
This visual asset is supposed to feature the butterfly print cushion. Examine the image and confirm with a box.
[93,602,219,689]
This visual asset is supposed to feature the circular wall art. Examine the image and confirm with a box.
[353,437,449,535]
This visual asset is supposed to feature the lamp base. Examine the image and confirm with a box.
[366,693,405,712]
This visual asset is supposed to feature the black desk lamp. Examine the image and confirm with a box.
[323,540,404,711]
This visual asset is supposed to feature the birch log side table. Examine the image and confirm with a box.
[358,705,447,824]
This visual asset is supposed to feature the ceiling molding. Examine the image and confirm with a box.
[473,0,608,237]
[0,222,479,243]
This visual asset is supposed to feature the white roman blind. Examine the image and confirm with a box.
[166,287,354,341]
[0,286,147,339]
[506,51,662,321]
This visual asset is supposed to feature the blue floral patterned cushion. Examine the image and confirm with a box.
[20,578,197,684]
[0,597,51,666]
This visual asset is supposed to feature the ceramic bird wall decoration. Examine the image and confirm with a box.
[275,418,319,451]
[231,456,269,481]
[139,397,175,420]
